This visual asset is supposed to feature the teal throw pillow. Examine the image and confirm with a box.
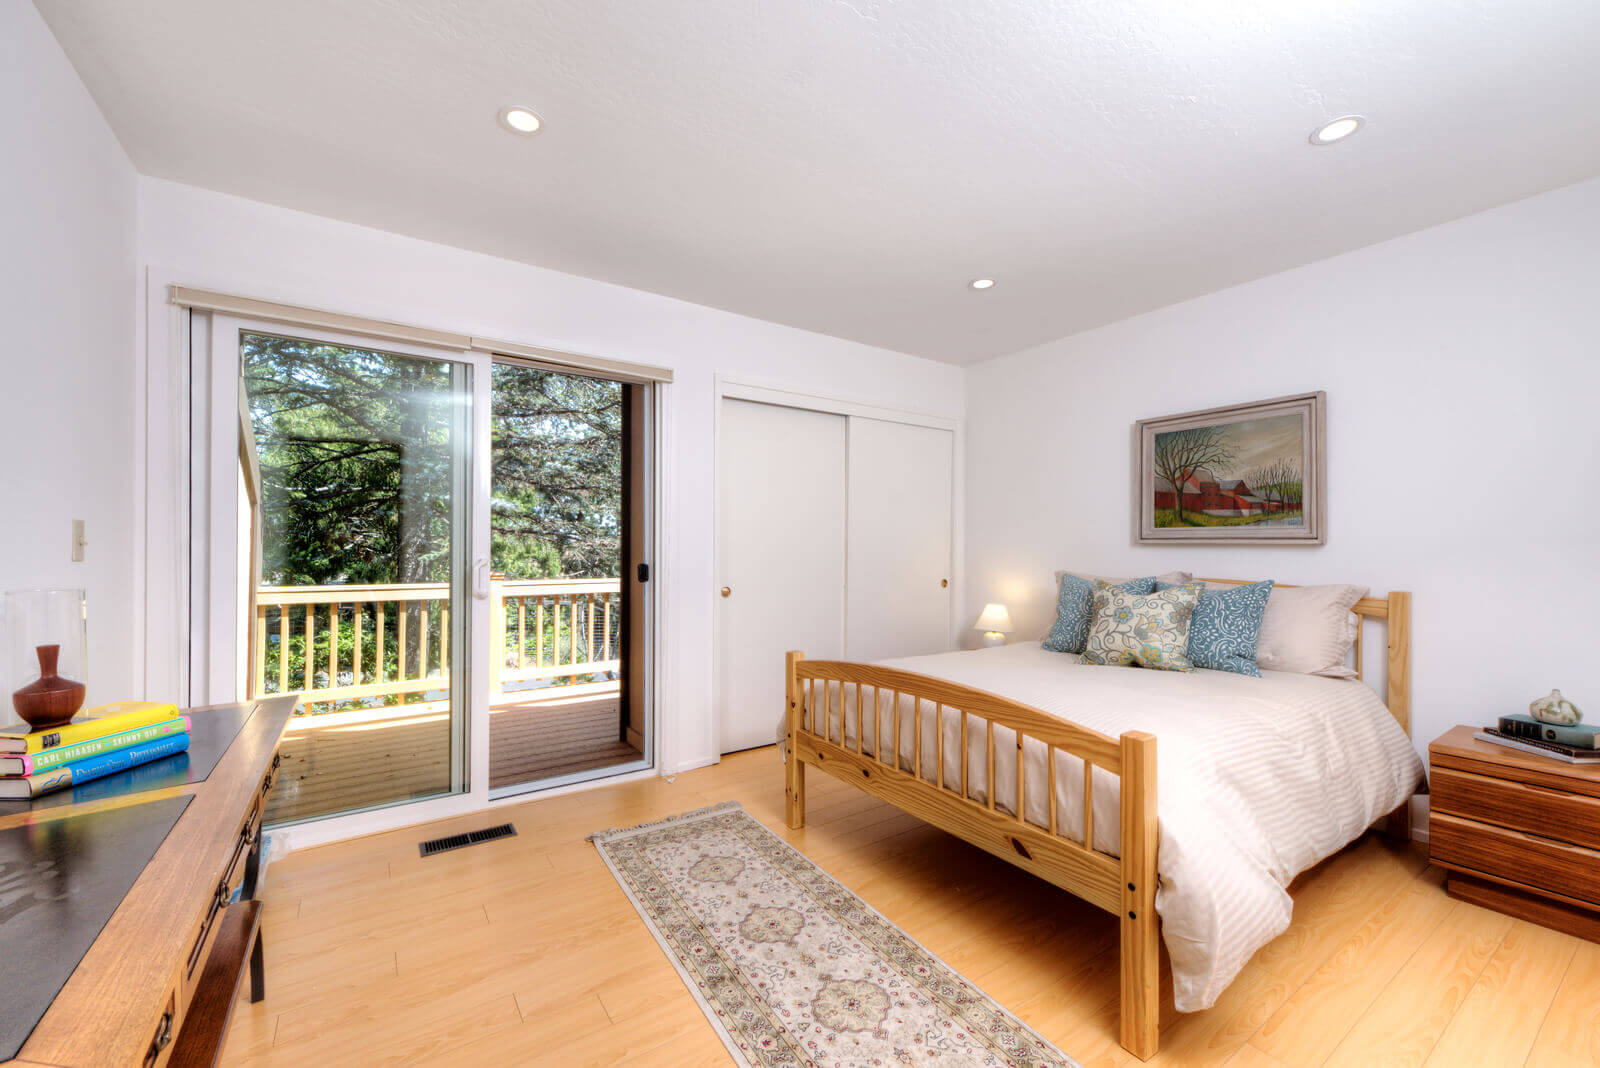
[1042,573,1155,654]
[1156,579,1276,676]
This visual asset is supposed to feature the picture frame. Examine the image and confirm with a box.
[1134,391,1326,546]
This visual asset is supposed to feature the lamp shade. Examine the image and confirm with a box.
[974,603,1013,634]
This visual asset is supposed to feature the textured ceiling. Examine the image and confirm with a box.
[35,0,1600,363]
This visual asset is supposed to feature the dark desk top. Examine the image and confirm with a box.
[0,795,192,1062]
[1,696,294,1068]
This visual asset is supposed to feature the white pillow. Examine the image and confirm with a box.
[1254,584,1369,678]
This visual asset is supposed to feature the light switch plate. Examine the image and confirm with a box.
[71,519,86,562]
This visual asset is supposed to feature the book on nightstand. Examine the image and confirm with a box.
[1474,728,1600,764]
[1496,713,1600,749]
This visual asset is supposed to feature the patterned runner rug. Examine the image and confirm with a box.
[591,801,1079,1067]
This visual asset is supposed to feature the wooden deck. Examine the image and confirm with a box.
[264,682,640,825]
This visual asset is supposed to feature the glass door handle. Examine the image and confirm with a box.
[474,558,491,599]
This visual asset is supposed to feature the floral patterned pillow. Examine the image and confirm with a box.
[1082,581,1205,671]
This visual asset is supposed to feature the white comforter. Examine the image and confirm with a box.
[799,642,1425,1011]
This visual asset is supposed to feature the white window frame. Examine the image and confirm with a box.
[167,300,665,851]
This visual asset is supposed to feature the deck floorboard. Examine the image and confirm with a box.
[265,684,640,824]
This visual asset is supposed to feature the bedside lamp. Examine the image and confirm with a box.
[974,603,1013,648]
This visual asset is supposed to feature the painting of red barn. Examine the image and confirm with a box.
[1135,393,1326,545]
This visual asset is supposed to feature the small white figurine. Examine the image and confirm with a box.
[1530,689,1582,726]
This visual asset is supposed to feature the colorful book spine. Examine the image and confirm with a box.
[0,733,192,800]
[0,701,182,755]
[0,716,190,775]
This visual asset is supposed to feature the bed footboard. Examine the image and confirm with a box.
[784,650,1161,1060]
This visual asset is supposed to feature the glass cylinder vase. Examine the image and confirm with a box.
[5,587,88,729]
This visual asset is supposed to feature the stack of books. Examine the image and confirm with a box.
[0,701,190,800]
[1475,713,1600,765]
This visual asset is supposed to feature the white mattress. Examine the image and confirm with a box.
[796,641,1425,1012]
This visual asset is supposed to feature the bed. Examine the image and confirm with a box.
[782,581,1424,1061]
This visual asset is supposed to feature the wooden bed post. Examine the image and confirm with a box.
[785,650,806,829]
[1120,731,1159,1061]
[1384,590,1414,841]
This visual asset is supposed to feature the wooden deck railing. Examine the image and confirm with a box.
[253,577,622,710]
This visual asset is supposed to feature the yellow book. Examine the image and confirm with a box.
[0,701,182,755]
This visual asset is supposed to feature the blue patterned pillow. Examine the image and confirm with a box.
[1043,574,1155,654]
[1157,579,1275,676]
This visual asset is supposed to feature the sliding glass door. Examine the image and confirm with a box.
[194,314,656,827]
[486,361,651,796]
[240,330,472,824]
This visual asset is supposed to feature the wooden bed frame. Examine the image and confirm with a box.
[783,583,1412,1061]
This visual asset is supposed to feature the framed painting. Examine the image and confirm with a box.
[1134,392,1326,545]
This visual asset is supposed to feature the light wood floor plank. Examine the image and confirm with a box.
[1249,866,1453,1064]
[1322,901,1512,1068]
[1526,941,1600,1068]
[1421,920,1578,1068]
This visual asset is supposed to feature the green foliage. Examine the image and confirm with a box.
[245,337,623,586]
[244,333,458,585]
[490,364,622,578]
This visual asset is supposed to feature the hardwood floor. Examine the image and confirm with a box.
[224,748,1600,1066]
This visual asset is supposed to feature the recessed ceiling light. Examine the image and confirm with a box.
[1309,115,1364,146]
[498,106,543,135]
[969,278,995,290]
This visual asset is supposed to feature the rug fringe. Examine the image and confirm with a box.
[587,799,744,843]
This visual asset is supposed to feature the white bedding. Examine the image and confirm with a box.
[797,642,1425,1011]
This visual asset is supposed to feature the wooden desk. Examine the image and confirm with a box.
[1429,723,1600,943]
[1,697,293,1068]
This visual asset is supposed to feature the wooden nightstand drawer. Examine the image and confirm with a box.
[1430,812,1600,907]
[1432,766,1600,851]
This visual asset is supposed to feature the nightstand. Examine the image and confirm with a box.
[1428,724,1600,942]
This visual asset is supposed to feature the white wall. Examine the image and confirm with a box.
[965,176,1600,829]
[136,177,965,778]
[0,2,137,704]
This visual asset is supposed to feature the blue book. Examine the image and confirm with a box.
[0,733,192,800]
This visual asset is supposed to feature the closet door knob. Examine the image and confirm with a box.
[940,579,949,588]
[720,586,732,598]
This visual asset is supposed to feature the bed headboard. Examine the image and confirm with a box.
[1202,580,1412,737]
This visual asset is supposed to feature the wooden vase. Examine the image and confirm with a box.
[12,644,86,731]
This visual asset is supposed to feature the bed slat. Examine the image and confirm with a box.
[1048,745,1058,836]
[960,712,969,799]
[1016,731,1026,826]
[1083,760,1095,852]
[986,720,996,812]
[913,697,922,781]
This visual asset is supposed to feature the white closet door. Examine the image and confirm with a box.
[716,398,847,754]
[845,417,953,660]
